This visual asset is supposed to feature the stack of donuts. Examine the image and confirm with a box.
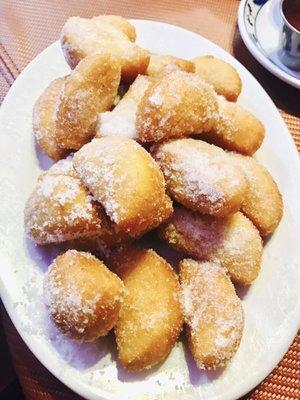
[25,15,283,372]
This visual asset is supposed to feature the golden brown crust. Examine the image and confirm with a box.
[32,77,68,161]
[159,206,262,285]
[179,259,244,369]
[194,55,242,102]
[229,153,283,236]
[73,137,173,237]
[152,138,248,217]
[44,250,124,341]
[136,70,218,142]
[146,54,195,77]
[206,96,265,155]
[56,54,121,150]
[61,16,149,81]
[108,246,183,371]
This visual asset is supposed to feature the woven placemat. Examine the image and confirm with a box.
[0,1,299,399]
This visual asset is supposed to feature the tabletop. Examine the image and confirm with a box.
[0,1,299,399]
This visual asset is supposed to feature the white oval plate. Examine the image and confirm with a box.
[0,19,300,400]
[238,0,300,89]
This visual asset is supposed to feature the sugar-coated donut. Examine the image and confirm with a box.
[61,15,150,81]
[152,138,248,217]
[56,54,121,151]
[194,55,242,102]
[24,159,104,244]
[44,250,124,341]
[136,69,218,142]
[179,259,244,369]
[25,158,132,246]
[205,96,265,155]
[108,246,183,371]
[146,54,195,77]
[229,153,283,236]
[159,206,262,285]
[96,75,152,140]
[32,77,68,161]
[73,137,173,237]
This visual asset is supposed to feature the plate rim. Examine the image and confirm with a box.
[0,18,300,400]
[238,0,300,89]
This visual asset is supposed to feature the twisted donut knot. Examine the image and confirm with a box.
[194,55,242,102]
[179,259,244,370]
[136,69,218,142]
[61,15,150,82]
[44,250,124,342]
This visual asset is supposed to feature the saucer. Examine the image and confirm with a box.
[238,0,300,89]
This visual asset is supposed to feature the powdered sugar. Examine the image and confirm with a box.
[47,156,76,176]
[97,75,151,139]
[148,86,163,106]
[40,175,80,203]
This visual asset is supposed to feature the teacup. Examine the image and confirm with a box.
[279,0,300,70]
